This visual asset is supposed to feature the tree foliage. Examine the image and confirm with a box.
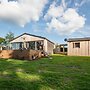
[5,32,14,42]
[64,38,67,42]
[0,37,5,44]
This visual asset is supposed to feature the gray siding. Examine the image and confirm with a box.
[47,40,54,54]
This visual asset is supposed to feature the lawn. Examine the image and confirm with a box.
[0,55,90,90]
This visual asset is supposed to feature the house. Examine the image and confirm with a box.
[53,44,67,54]
[10,33,55,54]
[67,37,90,56]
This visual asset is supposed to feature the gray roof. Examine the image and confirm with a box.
[67,37,90,42]
[60,44,67,46]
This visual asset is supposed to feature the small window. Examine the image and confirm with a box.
[74,43,80,48]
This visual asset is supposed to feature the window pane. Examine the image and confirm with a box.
[37,41,43,50]
[29,41,35,50]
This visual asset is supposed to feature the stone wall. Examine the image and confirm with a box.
[0,50,42,60]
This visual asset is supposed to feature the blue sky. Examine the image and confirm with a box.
[0,0,90,44]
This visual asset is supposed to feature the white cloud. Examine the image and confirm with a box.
[44,1,65,20]
[0,0,48,27]
[74,0,88,9]
[61,0,67,9]
[0,0,87,35]
[45,0,86,35]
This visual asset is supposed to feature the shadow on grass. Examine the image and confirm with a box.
[0,56,90,90]
[0,59,54,90]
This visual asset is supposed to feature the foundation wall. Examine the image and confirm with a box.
[0,50,42,60]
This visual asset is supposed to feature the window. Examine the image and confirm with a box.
[73,43,80,48]
[64,48,67,52]
[29,41,35,50]
[60,48,63,52]
[37,41,43,50]
[12,43,20,50]
[19,42,23,49]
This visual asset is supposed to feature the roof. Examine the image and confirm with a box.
[67,37,90,42]
[10,33,55,44]
[60,44,67,46]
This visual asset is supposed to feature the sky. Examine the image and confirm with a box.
[0,0,90,44]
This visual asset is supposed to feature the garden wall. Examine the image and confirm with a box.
[0,50,42,60]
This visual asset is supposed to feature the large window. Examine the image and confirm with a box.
[11,41,44,50]
[12,43,21,50]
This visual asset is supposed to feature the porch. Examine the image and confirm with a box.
[11,40,44,51]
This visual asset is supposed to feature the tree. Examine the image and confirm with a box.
[0,37,5,44]
[5,32,14,43]
[64,38,67,42]
[4,32,14,49]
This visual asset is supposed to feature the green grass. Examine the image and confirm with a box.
[0,55,90,90]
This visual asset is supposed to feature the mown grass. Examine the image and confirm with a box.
[0,55,90,90]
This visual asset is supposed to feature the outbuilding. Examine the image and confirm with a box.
[67,38,90,56]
